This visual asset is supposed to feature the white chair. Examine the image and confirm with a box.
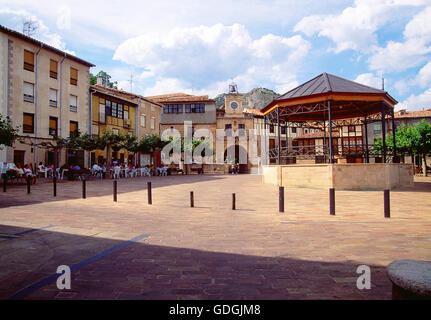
[113,167,121,179]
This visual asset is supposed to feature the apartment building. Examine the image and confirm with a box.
[0,25,94,168]
[90,83,163,167]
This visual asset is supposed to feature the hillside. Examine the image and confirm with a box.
[215,87,279,109]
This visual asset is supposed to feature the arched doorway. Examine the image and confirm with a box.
[224,145,248,173]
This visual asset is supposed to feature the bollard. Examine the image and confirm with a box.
[82,179,86,199]
[232,193,236,210]
[27,176,31,194]
[329,188,335,215]
[53,176,57,197]
[147,181,152,205]
[279,186,284,213]
[190,191,194,208]
[384,189,390,218]
[3,174,6,192]
[113,180,117,202]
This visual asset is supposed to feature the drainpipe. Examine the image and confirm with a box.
[34,44,43,168]
[89,87,95,167]
[58,53,66,167]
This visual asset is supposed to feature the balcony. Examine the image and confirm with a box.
[49,100,57,107]
[70,105,78,112]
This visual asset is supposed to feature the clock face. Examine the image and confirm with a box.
[231,102,238,109]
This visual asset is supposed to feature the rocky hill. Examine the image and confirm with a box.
[215,87,279,109]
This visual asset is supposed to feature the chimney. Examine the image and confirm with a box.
[96,77,103,86]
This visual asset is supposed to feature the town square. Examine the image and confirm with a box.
[0,0,430,306]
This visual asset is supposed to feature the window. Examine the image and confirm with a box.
[117,104,123,119]
[185,103,205,113]
[238,123,245,136]
[49,88,58,107]
[99,103,105,123]
[23,113,34,133]
[348,125,355,133]
[23,82,34,103]
[70,67,78,85]
[24,50,34,72]
[111,102,117,117]
[269,124,274,133]
[49,117,58,136]
[225,124,232,130]
[140,114,146,127]
[70,95,78,112]
[105,100,111,116]
[150,117,155,130]
[239,124,245,130]
[70,121,78,136]
[164,104,183,114]
[50,60,58,79]
[151,105,155,112]
[373,123,381,134]
[304,129,309,134]
[291,127,297,134]
[123,109,129,120]
[281,126,286,135]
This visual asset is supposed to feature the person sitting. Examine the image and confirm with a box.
[92,163,102,177]
[23,164,37,184]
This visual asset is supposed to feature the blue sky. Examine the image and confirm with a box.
[1,0,430,110]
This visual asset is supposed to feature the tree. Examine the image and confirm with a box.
[90,70,118,89]
[416,120,431,176]
[0,114,19,149]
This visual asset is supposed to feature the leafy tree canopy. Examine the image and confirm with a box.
[0,114,19,149]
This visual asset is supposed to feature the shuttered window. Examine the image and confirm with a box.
[49,117,58,136]
[99,104,105,123]
[141,114,146,128]
[23,82,34,103]
[24,50,34,72]
[23,113,34,133]
[49,88,57,107]
[150,117,155,130]
[70,67,78,85]
[50,60,58,79]
[70,95,78,112]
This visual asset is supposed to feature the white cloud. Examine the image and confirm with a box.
[294,0,402,53]
[0,8,75,55]
[397,87,431,111]
[368,6,431,73]
[354,73,383,89]
[114,23,310,96]
[415,62,431,87]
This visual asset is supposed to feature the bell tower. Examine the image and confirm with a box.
[225,82,243,115]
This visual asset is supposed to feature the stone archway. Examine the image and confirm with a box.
[224,145,248,173]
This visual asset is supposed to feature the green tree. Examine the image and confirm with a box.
[416,120,431,176]
[0,114,19,149]
[90,70,118,89]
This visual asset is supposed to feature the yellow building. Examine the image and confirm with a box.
[90,85,138,165]
[0,24,95,169]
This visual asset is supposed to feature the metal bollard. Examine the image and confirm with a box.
[190,191,194,208]
[53,176,57,197]
[329,188,335,215]
[384,189,390,218]
[3,174,6,192]
[232,193,236,210]
[27,176,31,194]
[82,179,86,199]
[113,180,117,202]
[147,181,152,205]
[279,186,284,213]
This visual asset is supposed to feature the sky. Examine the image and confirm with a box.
[0,0,430,111]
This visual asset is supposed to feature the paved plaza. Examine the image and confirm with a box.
[0,174,430,299]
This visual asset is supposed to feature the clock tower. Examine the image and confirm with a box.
[224,82,243,116]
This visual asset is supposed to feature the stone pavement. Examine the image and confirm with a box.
[0,174,430,299]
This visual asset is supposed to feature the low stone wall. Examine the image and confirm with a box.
[262,163,413,190]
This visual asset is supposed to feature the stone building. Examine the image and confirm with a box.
[0,25,94,169]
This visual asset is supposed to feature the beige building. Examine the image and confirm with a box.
[0,25,94,169]
[90,83,163,167]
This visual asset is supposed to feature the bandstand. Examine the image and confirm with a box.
[260,73,413,190]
